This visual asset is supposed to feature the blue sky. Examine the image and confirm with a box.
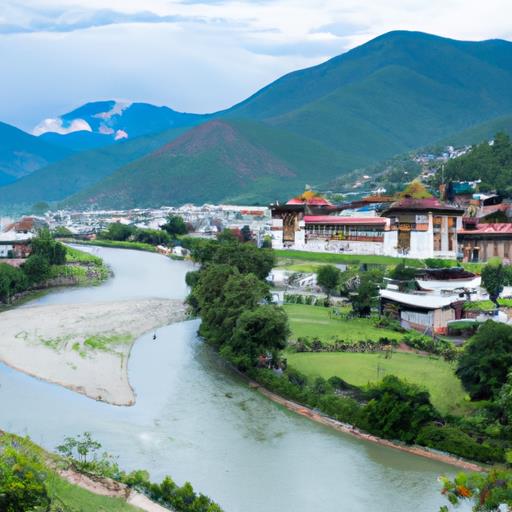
[2,0,512,132]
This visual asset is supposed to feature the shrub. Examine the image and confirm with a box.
[416,424,503,463]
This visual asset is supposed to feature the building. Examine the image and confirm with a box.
[459,223,512,262]
[271,193,464,259]
[380,288,464,335]
[0,216,45,259]
[381,197,464,259]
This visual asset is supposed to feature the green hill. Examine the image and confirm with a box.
[65,119,349,208]
[225,31,512,160]
[439,114,512,146]
[0,126,189,208]
[0,121,71,179]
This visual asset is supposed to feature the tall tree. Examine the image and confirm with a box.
[316,265,341,297]
[161,215,188,237]
[482,258,505,307]
[456,321,512,400]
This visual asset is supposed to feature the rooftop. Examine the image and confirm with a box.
[380,289,461,309]
[304,215,387,225]
[459,223,512,235]
[383,197,464,215]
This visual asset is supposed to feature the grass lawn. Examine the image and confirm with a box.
[69,239,157,253]
[47,474,140,512]
[275,249,424,267]
[284,304,404,343]
[287,351,470,415]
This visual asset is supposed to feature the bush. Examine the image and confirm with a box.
[416,424,503,463]
[363,375,438,443]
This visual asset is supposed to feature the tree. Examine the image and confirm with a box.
[100,222,136,241]
[456,321,512,400]
[133,228,171,245]
[161,215,188,237]
[482,258,505,307]
[363,375,437,443]
[240,225,252,242]
[350,271,382,317]
[197,270,269,348]
[316,265,340,297]
[230,305,289,366]
[0,264,28,303]
[398,180,433,199]
[31,228,67,265]
[0,444,50,512]
[21,254,50,284]
[439,469,512,511]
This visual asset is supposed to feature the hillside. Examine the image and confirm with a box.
[40,130,115,151]
[0,126,189,208]
[65,119,349,208]
[0,121,71,179]
[444,132,512,193]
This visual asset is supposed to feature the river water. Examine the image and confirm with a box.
[1,246,467,512]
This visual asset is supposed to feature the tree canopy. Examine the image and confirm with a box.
[161,215,188,237]
[456,321,512,400]
[316,265,340,296]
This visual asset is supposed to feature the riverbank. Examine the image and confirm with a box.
[68,238,157,253]
[248,379,485,472]
[0,298,188,405]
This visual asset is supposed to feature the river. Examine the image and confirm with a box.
[1,246,467,512]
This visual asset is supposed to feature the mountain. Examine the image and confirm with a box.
[0,127,190,207]
[39,130,115,152]
[223,31,512,162]
[0,121,71,179]
[6,30,512,209]
[64,119,349,208]
[35,101,206,144]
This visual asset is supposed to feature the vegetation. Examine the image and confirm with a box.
[439,469,512,511]
[481,258,506,306]
[316,265,340,297]
[456,321,512,400]
[0,431,223,512]
[284,304,403,344]
[444,132,512,195]
[286,351,467,415]
[161,214,188,237]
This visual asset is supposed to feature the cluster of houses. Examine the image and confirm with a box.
[0,217,46,261]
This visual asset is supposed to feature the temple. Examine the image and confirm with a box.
[270,192,465,259]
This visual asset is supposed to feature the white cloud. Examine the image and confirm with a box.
[32,117,92,135]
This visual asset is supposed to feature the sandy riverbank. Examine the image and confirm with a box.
[0,299,187,405]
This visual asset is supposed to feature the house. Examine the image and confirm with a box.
[380,288,464,335]
[0,216,46,259]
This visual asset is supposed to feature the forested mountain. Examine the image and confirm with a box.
[444,132,512,194]
[0,121,71,180]
[3,30,512,208]
[0,127,189,207]
[64,119,348,208]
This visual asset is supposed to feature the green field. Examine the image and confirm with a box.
[284,304,404,343]
[287,351,469,415]
[70,239,157,252]
[275,249,424,267]
[47,475,139,512]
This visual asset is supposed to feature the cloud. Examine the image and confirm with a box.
[33,117,92,136]
[1,0,512,130]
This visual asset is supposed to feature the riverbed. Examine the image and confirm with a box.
[0,246,468,512]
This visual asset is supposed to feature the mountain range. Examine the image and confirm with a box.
[2,30,512,210]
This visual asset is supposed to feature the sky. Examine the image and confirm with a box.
[2,0,512,132]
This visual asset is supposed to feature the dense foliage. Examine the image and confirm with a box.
[481,258,506,306]
[444,132,512,195]
[161,214,188,237]
[316,265,341,296]
[363,375,437,443]
[187,237,286,370]
[456,321,512,400]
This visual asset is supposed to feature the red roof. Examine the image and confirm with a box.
[304,216,387,225]
[286,197,333,206]
[459,223,512,235]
